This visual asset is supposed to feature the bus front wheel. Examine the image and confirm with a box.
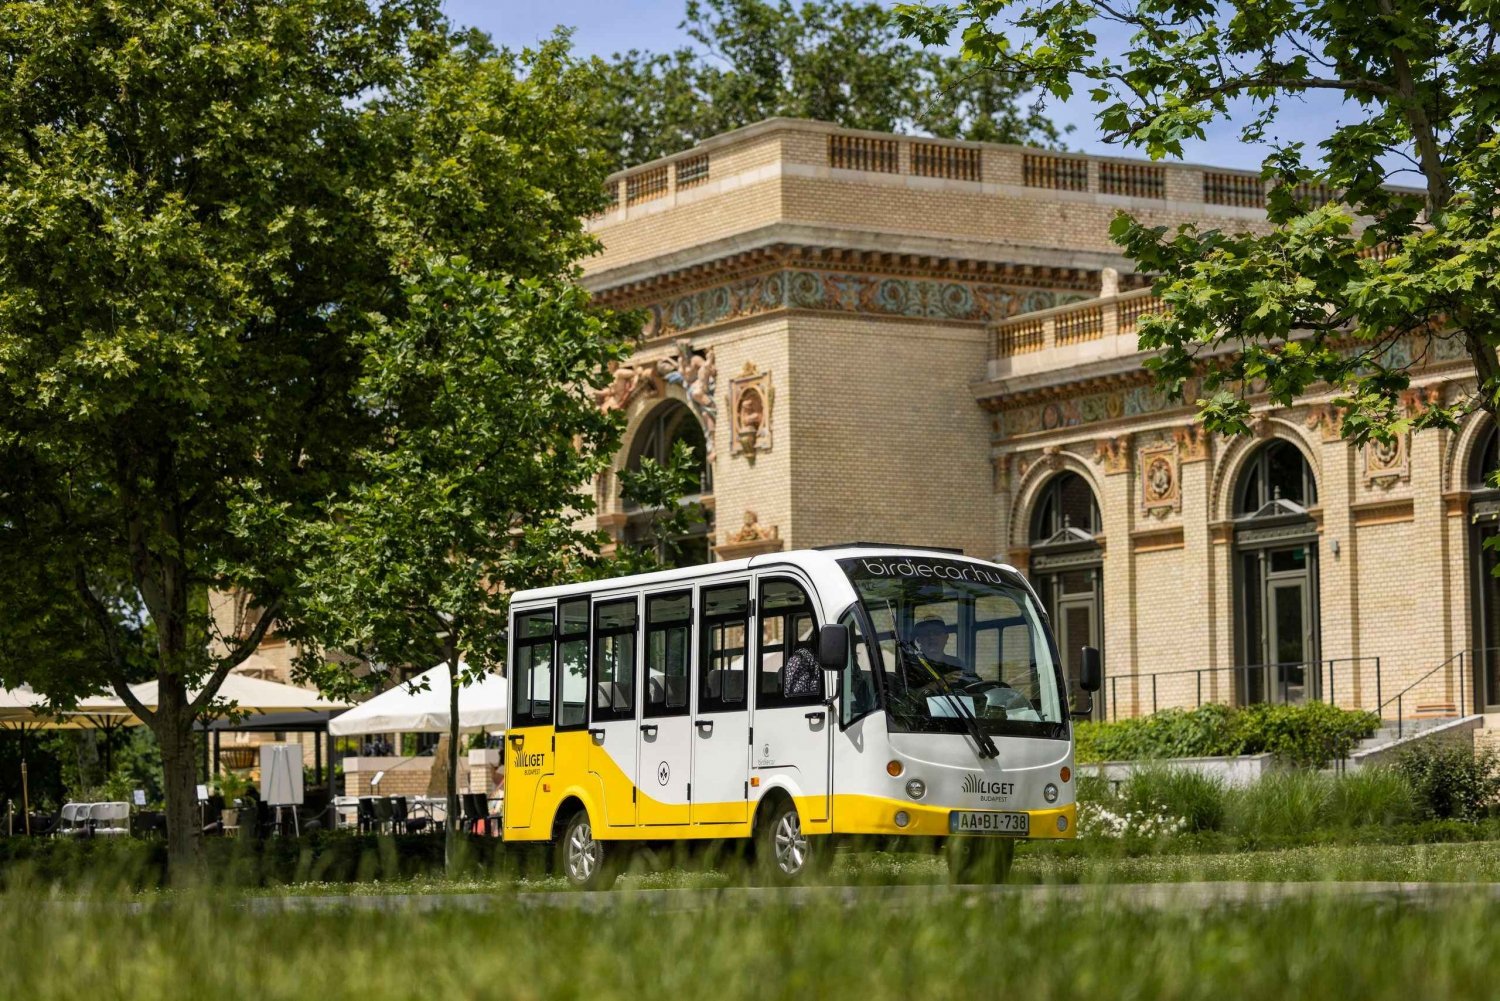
[756,798,824,885]
[946,837,1014,884]
[555,809,620,891]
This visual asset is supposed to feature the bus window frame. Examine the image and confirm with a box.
[755,576,824,709]
[644,589,694,720]
[510,607,556,729]
[591,595,640,724]
[555,596,591,732]
[698,581,752,715]
[836,603,881,730]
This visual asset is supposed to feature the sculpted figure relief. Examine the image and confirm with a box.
[658,340,718,462]
[594,360,657,414]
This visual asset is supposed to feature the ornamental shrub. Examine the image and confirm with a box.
[1394,741,1500,822]
[1074,702,1377,768]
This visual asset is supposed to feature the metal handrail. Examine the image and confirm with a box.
[1379,651,1466,739]
[1105,657,1383,720]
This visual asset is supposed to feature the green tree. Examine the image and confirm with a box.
[896,1,1500,440]
[588,0,1064,167]
[291,260,627,871]
[0,2,615,875]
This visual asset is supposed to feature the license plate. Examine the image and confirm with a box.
[949,810,1029,836]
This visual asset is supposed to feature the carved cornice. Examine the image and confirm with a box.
[593,243,1109,310]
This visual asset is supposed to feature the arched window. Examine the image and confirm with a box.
[621,401,713,567]
[1236,439,1317,516]
[625,401,711,504]
[1030,472,1101,542]
[1471,423,1499,491]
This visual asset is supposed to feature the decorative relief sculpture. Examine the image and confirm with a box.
[729,361,773,460]
[1174,424,1209,463]
[657,340,718,463]
[1139,442,1181,517]
[1304,404,1344,442]
[637,267,1090,339]
[714,509,784,560]
[724,509,778,545]
[991,453,1011,493]
[593,360,660,414]
[1401,385,1444,416]
[1365,434,1410,487]
[1094,434,1133,475]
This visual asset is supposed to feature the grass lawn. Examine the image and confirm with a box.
[6,887,1500,1000]
[198,838,1500,896]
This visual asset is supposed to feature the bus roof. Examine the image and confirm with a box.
[508,545,1021,606]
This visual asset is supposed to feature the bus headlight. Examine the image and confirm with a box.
[905,778,926,800]
[1043,783,1059,804]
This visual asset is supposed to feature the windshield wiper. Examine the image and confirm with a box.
[899,639,999,759]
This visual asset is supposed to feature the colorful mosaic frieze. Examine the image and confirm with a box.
[641,268,1086,338]
[999,382,1193,438]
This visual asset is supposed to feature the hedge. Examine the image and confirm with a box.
[1074,702,1379,768]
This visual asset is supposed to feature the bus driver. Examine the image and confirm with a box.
[913,615,979,685]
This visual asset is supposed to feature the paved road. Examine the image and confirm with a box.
[235,881,1500,914]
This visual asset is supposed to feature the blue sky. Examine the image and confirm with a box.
[456,1,1355,174]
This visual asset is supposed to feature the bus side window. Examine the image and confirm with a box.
[758,578,822,707]
[700,582,750,713]
[839,612,877,727]
[592,598,638,722]
[512,609,555,727]
[557,598,590,730]
[645,591,692,717]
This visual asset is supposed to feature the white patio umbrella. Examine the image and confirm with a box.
[0,686,142,730]
[328,663,507,736]
[78,672,349,716]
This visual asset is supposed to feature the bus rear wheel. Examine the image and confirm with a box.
[556,810,619,891]
[756,799,824,885]
[946,837,1015,884]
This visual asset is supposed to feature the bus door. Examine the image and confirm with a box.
[751,576,831,823]
[505,606,557,832]
[588,596,640,827]
[692,581,752,825]
[638,590,693,826]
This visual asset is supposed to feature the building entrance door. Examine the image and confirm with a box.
[1265,573,1312,703]
[1055,591,1100,716]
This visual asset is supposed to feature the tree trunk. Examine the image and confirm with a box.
[445,654,461,874]
[151,674,203,884]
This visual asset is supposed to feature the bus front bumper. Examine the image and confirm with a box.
[832,796,1077,839]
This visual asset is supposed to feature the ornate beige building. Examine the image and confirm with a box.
[581,118,1494,727]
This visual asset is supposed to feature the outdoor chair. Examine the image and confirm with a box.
[90,801,131,837]
[460,793,489,834]
[356,796,376,834]
[59,802,91,836]
[372,796,394,835]
[135,811,166,839]
[26,811,61,837]
[391,796,428,835]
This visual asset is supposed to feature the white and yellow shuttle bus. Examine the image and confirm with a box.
[503,544,1100,888]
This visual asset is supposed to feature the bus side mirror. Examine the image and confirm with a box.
[817,624,849,669]
[1080,647,1102,692]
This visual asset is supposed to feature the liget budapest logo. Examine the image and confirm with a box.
[512,749,546,775]
[961,774,1015,802]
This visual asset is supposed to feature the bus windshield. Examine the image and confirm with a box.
[839,556,1068,739]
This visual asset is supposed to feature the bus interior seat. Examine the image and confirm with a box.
[705,669,745,702]
[594,681,630,710]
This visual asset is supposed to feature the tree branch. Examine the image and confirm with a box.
[71,564,156,726]
[186,595,283,717]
